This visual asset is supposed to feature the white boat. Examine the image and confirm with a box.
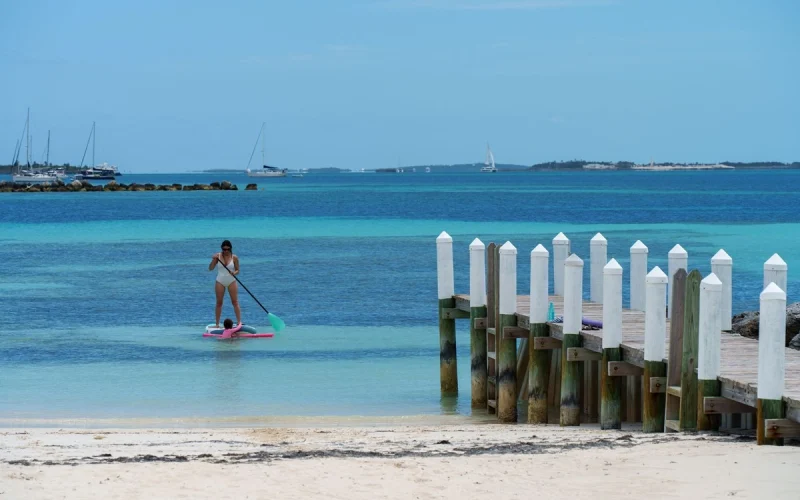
[245,123,288,178]
[480,144,497,172]
[425,167,431,173]
[74,122,120,179]
[10,109,59,184]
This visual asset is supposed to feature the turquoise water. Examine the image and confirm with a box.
[0,170,798,423]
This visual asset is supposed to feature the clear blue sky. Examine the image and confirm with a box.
[2,0,798,172]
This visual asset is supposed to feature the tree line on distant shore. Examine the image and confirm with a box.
[527,160,800,170]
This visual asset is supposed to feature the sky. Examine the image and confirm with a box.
[1,0,798,172]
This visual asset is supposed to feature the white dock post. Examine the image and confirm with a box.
[497,242,518,423]
[601,258,623,429]
[643,266,668,432]
[757,282,787,445]
[528,244,550,424]
[698,273,722,431]
[763,254,788,300]
[668,244,688,319]
[711,250,733,331]
[630,240,648,312]
[560,253,583,426]
[590,233,607,303]
[469,238,488,408]
[436,231,457,393]
[553,232,570,296]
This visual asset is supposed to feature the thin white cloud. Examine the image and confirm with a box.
[377,0,617,10]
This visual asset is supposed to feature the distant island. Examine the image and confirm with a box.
[4,160,799,176]
[527,160,800,171]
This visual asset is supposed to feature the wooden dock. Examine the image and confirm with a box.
[437,232,800,444]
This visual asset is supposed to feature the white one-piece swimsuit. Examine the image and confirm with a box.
[216,256,236,287]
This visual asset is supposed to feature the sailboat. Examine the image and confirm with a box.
[74,122,119,180]
[480,144,497,173]
[245,123,287,178]
[11,108,58,184]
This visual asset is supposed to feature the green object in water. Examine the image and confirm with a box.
[548,302,555,322]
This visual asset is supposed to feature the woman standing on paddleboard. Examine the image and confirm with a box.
[208,239,242,328]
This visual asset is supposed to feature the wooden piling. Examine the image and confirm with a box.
[469,238,487,408]
[643,266,668,432]
[486,243,497,414]
[497,242,518,422]
[601,259,623,429]
[763,254,788,298]
[697,273,723,431]
[552,232,570,296]
[757,282,787,445]
[629,240,648,311]
[665,268,687,430]
[668,244,688,320]
[528,244,550,423]
[590,233,607,303]
[680,269,702,430]
[711,250,733,331]
[560,253,583,426]
[436,231,457,394]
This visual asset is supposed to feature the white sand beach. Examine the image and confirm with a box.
[2,423,798,499]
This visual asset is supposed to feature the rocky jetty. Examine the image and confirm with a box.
[731,302,800,349]
[0,180,240,192]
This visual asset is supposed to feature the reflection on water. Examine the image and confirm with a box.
[212,343,243,403]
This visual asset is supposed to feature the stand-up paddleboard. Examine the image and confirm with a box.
[203,323,274,339]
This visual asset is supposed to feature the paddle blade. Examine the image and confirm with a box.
[268,312,286,332]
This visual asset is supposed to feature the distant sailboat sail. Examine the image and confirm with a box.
[481,144,497,172]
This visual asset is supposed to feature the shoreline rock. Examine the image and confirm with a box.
[731,302,800,349]
[0,180,240,193]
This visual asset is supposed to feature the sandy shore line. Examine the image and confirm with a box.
[2,424,798,499]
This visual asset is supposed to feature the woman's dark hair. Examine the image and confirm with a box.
[221,239,232,250]
[223,318,234,329]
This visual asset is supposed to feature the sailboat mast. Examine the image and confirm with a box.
[261,122,265,166]
[26,108,30,168]
[92,121,96,167]
[46,130,50,167]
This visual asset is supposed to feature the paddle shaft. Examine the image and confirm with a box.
[215,256,271,315]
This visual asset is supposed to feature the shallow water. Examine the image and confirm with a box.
[0,169,797,421]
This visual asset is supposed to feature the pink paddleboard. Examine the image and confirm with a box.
[203,323,274,339]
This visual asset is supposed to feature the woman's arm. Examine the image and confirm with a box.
[233,255,240,275]
[209,253,220,271]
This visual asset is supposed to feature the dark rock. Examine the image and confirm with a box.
[245,183,257,191]
[790,333,800,351]
[731,302,800,346]
[210,182,221,189]
[221,180,232,190]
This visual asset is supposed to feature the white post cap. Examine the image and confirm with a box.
[565,253,583,267]
[604,258,623,275]
[553,232,570,245]
[590,233,607,245]
[646,266,668,284]
[469,237,485,250]
[499,241,517,255]
[630,240,648,254]
[437,231,452,243]
[701,272,722,291]
[531,244,549,258]
[764,253,787,271]
[761,282,786,301]
[668,244,687,257]
[711,249,732,265]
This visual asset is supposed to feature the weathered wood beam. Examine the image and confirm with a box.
[567,347,602,362]
[703,396,755,415]
[608,361,643,377]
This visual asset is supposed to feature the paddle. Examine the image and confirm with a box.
[215,255,286,332]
